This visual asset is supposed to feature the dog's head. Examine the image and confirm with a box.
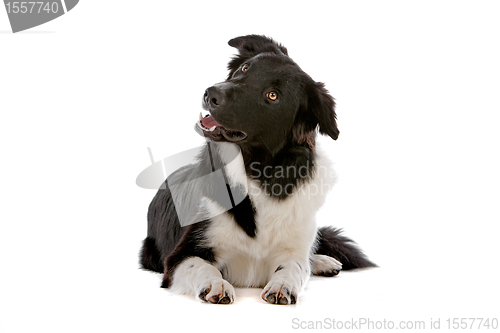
[197,35,339,155]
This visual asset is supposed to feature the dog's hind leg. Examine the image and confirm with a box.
[311,254,342,276]
[314,226,376,270]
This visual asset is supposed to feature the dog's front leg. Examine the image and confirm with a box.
[261,258,310,305]
[169,257,235,304]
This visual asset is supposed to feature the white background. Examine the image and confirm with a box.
[1,1,499,332]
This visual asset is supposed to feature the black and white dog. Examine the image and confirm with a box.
[140,35,375,305]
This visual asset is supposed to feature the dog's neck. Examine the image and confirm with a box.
[239,136,316,200]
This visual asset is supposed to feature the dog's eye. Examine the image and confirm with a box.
[241,64,249,73]
[267,91,278,101]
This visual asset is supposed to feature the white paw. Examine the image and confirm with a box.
[311,254,342,277]
[198,278,235,304]
[261,279,298,305]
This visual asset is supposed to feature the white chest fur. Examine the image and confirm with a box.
[202,144,336,287]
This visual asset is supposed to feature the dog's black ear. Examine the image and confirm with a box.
[307,82,339,141]
[227,35,288,78]
[228,35,288,56]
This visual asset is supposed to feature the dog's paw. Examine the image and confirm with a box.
[198,279,235,304]
[311,254,342,277]
[261,280,298,305]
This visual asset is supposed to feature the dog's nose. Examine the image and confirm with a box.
[204,85,227,108]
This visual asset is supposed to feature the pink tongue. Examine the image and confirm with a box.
[201,115,221,128]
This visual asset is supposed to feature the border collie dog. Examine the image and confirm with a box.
[140,35,375,305]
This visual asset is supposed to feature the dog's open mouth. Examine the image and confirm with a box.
[195,112,247,142]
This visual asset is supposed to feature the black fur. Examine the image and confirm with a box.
[140,179,184,274]
[227,35,288,79]
[140,237,163,273]
[162,221,214,288]
[227,195,256,237]
[315,226,377,270]
[139,35,375,291]
[244,144,316,200]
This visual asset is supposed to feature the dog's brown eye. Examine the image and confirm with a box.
[241,64,249,73]
[267,91,278,101]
